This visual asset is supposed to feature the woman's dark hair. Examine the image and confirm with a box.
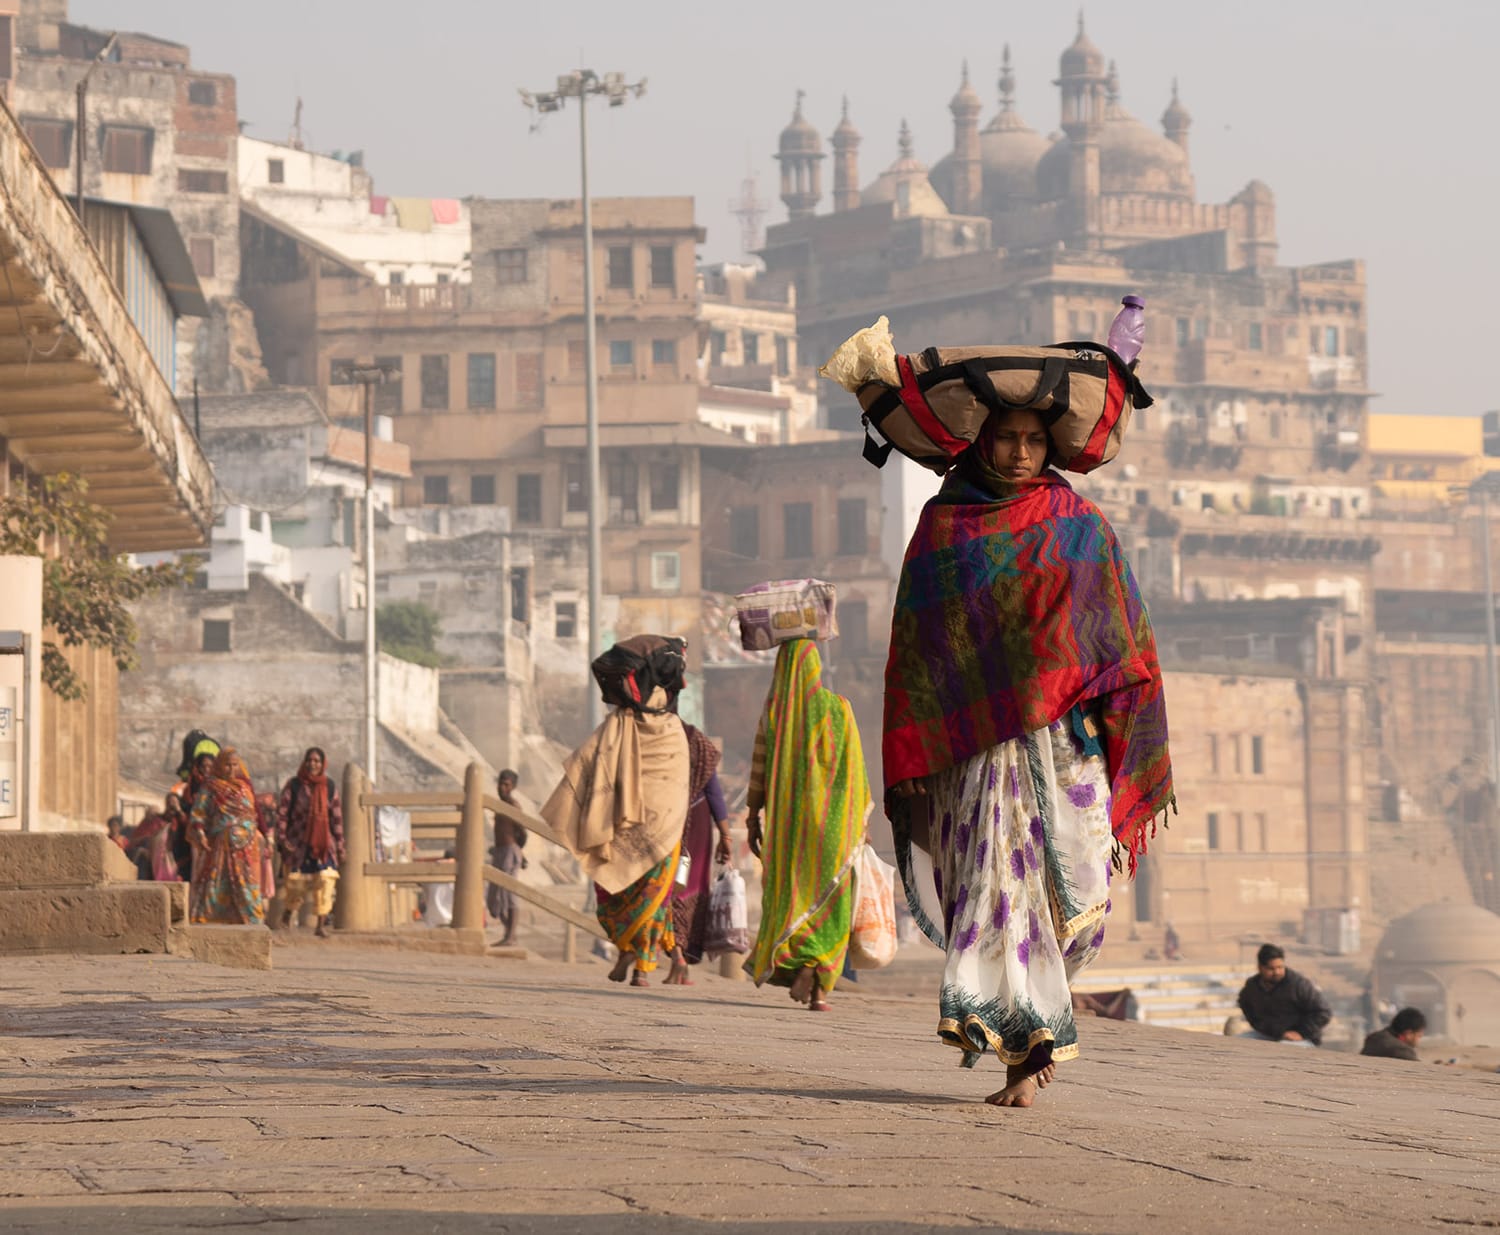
[1256,943,1285,967]
[303,747,327,767]
[1391,1007,1427,1035]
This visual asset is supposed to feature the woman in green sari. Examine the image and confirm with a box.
[745,637,870,1012]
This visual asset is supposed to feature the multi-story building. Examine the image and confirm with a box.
[241,193,732,742]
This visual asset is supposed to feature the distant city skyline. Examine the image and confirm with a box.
[74,0,1499,417]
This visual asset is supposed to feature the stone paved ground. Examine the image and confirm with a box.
[1,946,1497,1234]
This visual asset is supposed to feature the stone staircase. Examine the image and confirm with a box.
[1072,965,1245,1033]
[0,832,270,969]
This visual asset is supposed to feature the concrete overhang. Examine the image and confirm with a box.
[0,100,211,551]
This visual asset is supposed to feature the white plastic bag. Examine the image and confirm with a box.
[705,868,749,957]
[847,843,898,970]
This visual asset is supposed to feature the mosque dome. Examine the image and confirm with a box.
[1035,82,1196,201]
[778,92,822,157]
[1059,15,1106,79]
[1376,902,1500,970]
[863,121,950,218]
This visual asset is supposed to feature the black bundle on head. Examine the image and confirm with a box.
[591,635,688,713]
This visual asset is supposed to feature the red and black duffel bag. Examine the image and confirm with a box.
[856,341,1152,475]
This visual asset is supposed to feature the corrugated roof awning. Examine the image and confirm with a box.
[541,422,750,450]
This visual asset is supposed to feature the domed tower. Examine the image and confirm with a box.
[1162,78,1192,155]
[1057,12,1108,140]
[776,91,824,220]
[948,62,984,216]
[830,96,862,213]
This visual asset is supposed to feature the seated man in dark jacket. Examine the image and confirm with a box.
[1237,943,1332,1045]
[1361,1006,1425,1061]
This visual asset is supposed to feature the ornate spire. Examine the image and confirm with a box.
[998,44,1016,113]
[1162,77,1192,149]
[1106,59,1120,105]
[951,59,982,115]
[898,118,915,161]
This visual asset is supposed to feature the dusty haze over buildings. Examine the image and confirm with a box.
[74,0,1498,418]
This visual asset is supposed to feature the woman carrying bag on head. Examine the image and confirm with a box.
[543,635,691,987]
[744,637,870,1013]
[884,407,1174,1107]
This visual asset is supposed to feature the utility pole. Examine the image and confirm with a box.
[336,362,397,782]
[73,33,120,219]
[520,70,646,729]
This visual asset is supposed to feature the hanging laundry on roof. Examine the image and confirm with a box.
[430,198,461,225]
[391,197,433,233]
[369,195,389,216]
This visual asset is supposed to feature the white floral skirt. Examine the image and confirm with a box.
[902,713,1114,1070]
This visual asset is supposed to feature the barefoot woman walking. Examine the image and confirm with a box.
[885,409,1173,1105]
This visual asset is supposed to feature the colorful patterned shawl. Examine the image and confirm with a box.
[883,466,1173,867]
[746,639,870,994]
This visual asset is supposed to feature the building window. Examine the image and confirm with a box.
[609,340,634,370]
[494,247,528,284]
[329,357,354,386]
[1175,318,1190,347]
[374,356,402,414]
[555,601,578,640]
[652,338,676,367]
[267,157,285,184]
[189,237,215,278]
[784,501,813,559]
[1208,734,1219,775]
[1257,812,1269,851]
[649,244,674,289]
[467,353,496,409]
[423,475,449,505]
[651,551,681,592]
[1194,318,1208,340]
[388,269,405,286]
[470,474,496,505]
[101,125,153,174]
[1207,812,1221,851]
[1269,411,1282,440]
[567,339,587,373]
[564,461,588,514]
[607,459,639,524]
[649,462,680,512]
[730,506,760,560]
[1247,322,1263,351]
[1233,735,1243,775]
[1251,735,1265,775]
[177,168,228,194]
[744,333,760,365]
[1234,813,1245,851]
[187,80,217,106]
[21,117,72,169]
[841,599,869,656]
[420,354,449,410]
[775,336,791,375]
[607,245,632,290]
[837,497,866,557]
[1325,325,1339,356]
[516,473,542,524]
[201,619,231,653]
[509,568,529,625]
[710,330,727,364]
[516,351,542,406]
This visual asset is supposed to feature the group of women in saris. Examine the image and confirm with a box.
[544,403,1173,1105]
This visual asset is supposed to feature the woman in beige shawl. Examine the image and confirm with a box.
[543,636,690,986]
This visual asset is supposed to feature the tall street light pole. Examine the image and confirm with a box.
[521,70,646,729]
[338,362,397,782]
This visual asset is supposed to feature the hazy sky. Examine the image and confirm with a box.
[76,0,1500,416]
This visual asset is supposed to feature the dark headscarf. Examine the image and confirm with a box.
[591,634,687,714]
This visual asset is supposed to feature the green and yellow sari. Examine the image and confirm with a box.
[745,639,870,995]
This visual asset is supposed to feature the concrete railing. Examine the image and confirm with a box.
[336,761,604,955]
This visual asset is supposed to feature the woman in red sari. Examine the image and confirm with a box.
[188,748,267,924]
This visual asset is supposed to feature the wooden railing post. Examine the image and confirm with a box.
[336,763,381,932]
[452,761,486,935]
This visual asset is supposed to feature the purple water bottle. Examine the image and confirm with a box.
[1106,294,1146,365]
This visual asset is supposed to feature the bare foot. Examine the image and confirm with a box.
[314,916,329,939]
[664,959,693,986]
[986,1066,1038,1108]
[809,994,831,1012]
[1033,1062,1057,1089]
[630,970,650,988]
[788,967,816,1005]
[608,952,632,983]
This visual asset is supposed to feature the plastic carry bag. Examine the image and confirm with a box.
[847,843,898,970]
[705,867,750,956]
